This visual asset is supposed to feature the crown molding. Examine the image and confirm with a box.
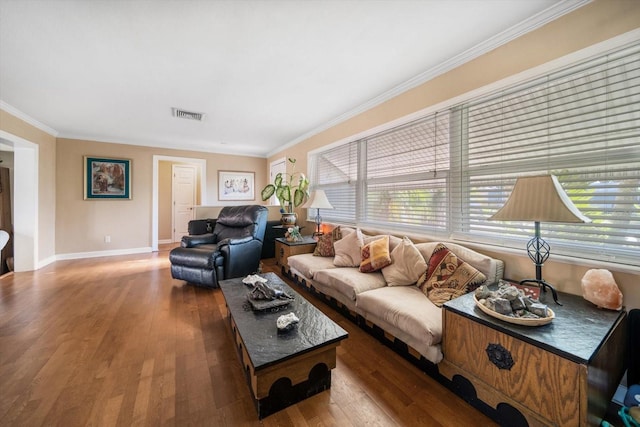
[57,132,268,158]
[0,100,59,137]
[270,0,591,158]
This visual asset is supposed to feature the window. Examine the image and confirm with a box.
[364,113,450,233]
[311,41,640,267]
[310,140,358,224]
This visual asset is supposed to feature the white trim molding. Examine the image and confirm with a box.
[0,100,59,137]
[56,247,153,261]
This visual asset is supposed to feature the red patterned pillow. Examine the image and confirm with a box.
[313,226,341,257]
[313,233,334,257]
[419,243,486,306]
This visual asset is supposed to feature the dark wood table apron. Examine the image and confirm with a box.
[218,272,348,419]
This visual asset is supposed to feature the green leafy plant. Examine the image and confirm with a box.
[261,157,310,213]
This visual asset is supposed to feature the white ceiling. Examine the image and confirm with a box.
[0,0,587,157]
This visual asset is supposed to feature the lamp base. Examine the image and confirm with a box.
[314,211,323,237]
[519,278,562,305]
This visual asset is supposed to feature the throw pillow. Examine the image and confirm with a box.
[313,226,343,257]
[419,243,487,307]
[331,226,343,241]
[333,228,364,267]
[381,237,427,286]
[363,234,402,252]
[360,235,392,273]
[313,232,335,257]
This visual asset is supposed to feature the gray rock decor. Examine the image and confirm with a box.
[475,282,549,319]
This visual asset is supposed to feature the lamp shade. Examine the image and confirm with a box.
[302,190,334,210]
[489,175,591,223]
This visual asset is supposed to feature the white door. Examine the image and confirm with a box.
[269,157,287,207]
[172,164,197,242]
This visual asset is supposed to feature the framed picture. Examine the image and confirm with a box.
[218,170,255,201]
[84,156,132,199]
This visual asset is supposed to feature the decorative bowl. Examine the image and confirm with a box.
[473,295,555,326]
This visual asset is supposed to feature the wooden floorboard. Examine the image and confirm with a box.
[0,245,496,426]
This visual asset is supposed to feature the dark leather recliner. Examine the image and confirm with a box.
[169,205,268,288]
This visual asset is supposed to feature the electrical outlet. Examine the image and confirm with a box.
[104,235,111,243]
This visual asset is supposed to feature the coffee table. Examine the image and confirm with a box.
[218,272,348,419]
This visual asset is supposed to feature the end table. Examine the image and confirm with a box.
[440,289,627,426]
[275,236,317,274]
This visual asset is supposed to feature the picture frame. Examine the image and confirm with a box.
[218,170,255,201]
[84,156,132,199]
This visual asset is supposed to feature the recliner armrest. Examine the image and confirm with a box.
[181,233,217,248]
[216,236,254,247]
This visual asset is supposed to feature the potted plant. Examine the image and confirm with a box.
[261,157,310,225]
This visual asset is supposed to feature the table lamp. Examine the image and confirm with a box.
[302,190,334,236]
[489,174,591,304]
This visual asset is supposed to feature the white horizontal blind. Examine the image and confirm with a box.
[310,140,358,223]
[311,40,640,267]
[455,42,640,265]
[364,114,450,231]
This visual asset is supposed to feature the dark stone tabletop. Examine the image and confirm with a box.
[219,272,348,371]
[275,236,317,246]
[444,286,626,364]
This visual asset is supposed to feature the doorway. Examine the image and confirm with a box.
[0,131,37,272]
[172,164,197,242]
[152,155,206,251]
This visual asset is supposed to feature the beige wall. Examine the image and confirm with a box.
[56,138,267,254]
[0,109,57,265]
[267,0,640,308]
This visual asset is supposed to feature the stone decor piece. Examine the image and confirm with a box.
[473,282,554,326]
[276,312,299,332]
[243,275,294,312]
[581,268,623,311]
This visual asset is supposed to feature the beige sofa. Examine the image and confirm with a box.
[286,229,504,365]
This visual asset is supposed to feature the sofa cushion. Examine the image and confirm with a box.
[314,267,387,301]
[288,253,337,279]
[340,226,356,236]
[356,286,443,349]
[359,235,392,273]
[419,243,486,307]
[333,228,363,267]
[382,237,427,286]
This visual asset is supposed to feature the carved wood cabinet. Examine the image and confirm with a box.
[441,290,627,427]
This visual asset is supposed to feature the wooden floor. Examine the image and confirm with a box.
[0,246,497,426]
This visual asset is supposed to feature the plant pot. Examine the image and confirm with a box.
[281,212,297,226]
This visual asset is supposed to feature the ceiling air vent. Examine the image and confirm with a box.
[172,108,205,121]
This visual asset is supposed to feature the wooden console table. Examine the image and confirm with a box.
[441,289,627,427]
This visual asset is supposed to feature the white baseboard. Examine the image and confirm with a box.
[158,239,174,244]
[56,247,153,261]
[36,255,57,269]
